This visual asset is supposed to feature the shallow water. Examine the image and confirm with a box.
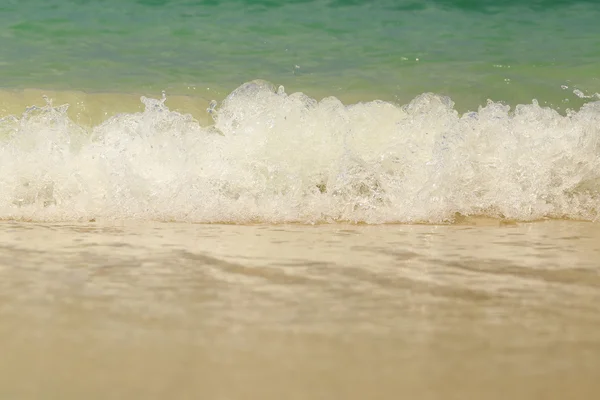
[1,219,599,399]
[2,0,600,110]
[2,2,600,225]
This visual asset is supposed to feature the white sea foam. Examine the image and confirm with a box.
[1,80,600,224]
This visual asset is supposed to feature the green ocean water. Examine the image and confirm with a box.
[1,0,599,109]
[1,0,600,224]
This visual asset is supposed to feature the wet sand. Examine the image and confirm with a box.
[1,219,599,399]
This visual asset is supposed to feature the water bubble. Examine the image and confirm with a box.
[207,100,218,115]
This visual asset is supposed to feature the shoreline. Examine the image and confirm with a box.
[0,215,597,227]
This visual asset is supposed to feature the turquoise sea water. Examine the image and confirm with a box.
[1,0,600,223]
[2,0,600,107]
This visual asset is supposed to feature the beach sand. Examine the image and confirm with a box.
[1,219,599,399]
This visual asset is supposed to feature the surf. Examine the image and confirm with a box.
[1,80,599,224]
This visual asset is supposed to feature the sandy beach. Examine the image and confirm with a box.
[1,219,599,399]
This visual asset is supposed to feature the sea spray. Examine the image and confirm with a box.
[1,80,599,224]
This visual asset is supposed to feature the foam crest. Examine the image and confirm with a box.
[1,81,600,224]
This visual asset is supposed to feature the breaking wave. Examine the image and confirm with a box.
[1,80,600,224]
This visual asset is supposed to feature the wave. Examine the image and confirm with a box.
[1,80,600,224]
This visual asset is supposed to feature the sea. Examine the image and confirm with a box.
[1,0,600,398]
